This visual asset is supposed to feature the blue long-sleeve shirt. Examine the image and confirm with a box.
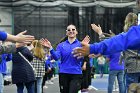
[0,31,7,41]
[50,39,83,74]
[90,25,140,55]
[106,52,124,71]
[45,55,52,69]
[0,54,12,74]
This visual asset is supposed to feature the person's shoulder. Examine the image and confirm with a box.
[57,41,67,46]
[130,25,140,30]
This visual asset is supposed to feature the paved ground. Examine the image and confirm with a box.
[4,74,119,93]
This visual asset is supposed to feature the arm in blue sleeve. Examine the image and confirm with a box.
[90,25,140,55]
[0,31,7,41]
[6,54,12,61]
[50,45,61,61]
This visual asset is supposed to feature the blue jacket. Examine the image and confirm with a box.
[45,55,52,69]
[0,31,7,41]
[106,52,124,71]
[50,39,83,74]
[0,54,12,74]
[90,25,140,55]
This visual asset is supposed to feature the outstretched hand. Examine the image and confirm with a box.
[40,38,52,49]
[15,30,35,44]
[82,35,90,44]
[91,24,103,35]
[72,42,90,59]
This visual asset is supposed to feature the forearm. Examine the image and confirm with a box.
[90,26,140,55]
[50,49,60,61]
[0,44,16,54]
[6,34,17,42]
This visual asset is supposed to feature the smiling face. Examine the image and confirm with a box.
[66,25,78,38]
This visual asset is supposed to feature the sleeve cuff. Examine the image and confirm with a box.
[0,31,7,41]
[49,47,53,51]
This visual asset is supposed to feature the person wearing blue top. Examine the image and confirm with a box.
[72,0,140,57]
[0,53,12,93]
[0,41,13,93]
[72,24,140,58]
[0,31,35,55]
[40,24,89,93]
[0,31,34,44]
[106,52,125,93]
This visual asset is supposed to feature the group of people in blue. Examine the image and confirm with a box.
[1,0,140,93]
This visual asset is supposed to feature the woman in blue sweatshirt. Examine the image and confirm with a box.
[106,53,125,93]
[0,53,12,93]
[40,24,87,93]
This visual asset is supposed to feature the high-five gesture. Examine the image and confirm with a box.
[40,38,52,49]
[81,35,90,44]
[91,24,103,36]
[7,30,35,44]
[73,42,90,59]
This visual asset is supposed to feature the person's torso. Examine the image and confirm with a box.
[31,56,45,77]
[58,40,83,74]
[124,50,140,73]
[108,52,125,71]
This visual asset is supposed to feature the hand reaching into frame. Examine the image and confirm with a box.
[81,35,90,44]
[72,42,90,59]
[7,30,35,44]
[91,24,103,36]
[15,30,35,44]
[40,38,52,49]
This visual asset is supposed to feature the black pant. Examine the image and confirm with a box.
[81,70,89,89]
[59,73,82,93]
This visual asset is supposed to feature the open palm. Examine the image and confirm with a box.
[91,24,103,35]
[40,38,52,48]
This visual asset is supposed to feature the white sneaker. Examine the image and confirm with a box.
[113,88,119,91]
[43,86,48,89]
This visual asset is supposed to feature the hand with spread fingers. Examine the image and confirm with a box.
[81,35,90,44]
[7,30,35,44]
[15,31,35,44]
[91,24,103,36]
[40,38,52,49]
[73,42,90,59]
